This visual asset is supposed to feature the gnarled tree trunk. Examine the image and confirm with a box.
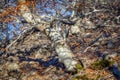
[17,0,79,72]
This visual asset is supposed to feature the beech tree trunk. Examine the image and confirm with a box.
[17,0,79,72]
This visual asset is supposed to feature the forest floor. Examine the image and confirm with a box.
[0,2,120,79]
[0,24,120,80]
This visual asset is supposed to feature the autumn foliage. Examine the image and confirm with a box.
[0,0,36,22]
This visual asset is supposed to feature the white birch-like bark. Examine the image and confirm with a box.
[45,28,78,71]
[17,0,78,71]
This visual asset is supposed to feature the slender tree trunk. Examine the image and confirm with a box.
[17,0,79,72]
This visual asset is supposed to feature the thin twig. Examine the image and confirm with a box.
[6,26,33,50]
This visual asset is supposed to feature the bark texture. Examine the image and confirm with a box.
[45,28,78,71]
